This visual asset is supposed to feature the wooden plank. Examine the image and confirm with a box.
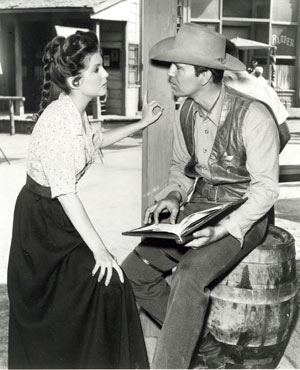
[0,96,25,101]
[142,0,177,214]
[107,80,123,90]
[294,0,300,106]
[8,100,15,135]
[14,16,24,115]
[279,165,300,182]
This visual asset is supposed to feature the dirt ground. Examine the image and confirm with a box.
[0,121,299,369]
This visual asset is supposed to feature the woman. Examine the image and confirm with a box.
[7,30,162,369]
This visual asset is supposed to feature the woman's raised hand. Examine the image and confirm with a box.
[92,246,124,286]
[141,96,164,126]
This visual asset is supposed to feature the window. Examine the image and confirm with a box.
[271,25,297,57]
[128,43,139,86]
[191,0,220,19]
[272,0,298,22]
[223,0,269,19]
[177,0,184,29]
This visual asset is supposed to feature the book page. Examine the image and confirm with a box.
[135,223,182,238]
[178,204,225,233]
[123,198,247,243]
[133,204,225,237]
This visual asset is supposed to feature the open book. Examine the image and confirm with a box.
[122,198,247,244]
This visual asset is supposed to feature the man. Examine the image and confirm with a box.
[224,40,290,153]
[253,65,264,78]
[122,23,279,369]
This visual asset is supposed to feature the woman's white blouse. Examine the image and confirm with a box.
[27,93,103,198]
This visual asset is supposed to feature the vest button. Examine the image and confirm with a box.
[205,130,209,134]
[203,149,207,153]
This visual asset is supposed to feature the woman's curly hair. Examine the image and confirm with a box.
[37,30,99,120]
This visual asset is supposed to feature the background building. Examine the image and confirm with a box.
[177,0,300,108]
[0,0,141,117]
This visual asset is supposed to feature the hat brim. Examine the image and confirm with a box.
[150,36,245,71]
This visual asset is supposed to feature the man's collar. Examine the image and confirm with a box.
[193,85,225,126]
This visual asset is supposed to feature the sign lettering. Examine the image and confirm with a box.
[272,34,295,48]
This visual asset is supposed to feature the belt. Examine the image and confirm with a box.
[195,180,241,203]
[26,174,52,198]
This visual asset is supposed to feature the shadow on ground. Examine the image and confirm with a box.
[0,157,22,164]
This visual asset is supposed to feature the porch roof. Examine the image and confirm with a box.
[0,0,123,13]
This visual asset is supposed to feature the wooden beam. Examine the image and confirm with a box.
[294,0,300,106]
[8,100,15,135]
[93,20,101,119]
[142,0,177,214]
[14,16,24,116]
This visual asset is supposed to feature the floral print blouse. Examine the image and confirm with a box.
[27,93,103,198]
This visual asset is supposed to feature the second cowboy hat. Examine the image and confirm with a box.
[150,23,245,71]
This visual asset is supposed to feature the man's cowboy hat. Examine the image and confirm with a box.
[150,23,245,71]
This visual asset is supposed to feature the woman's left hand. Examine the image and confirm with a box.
[141,100,164,126]
[185,224,228,249]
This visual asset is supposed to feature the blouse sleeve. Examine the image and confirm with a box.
[38,109,77,198]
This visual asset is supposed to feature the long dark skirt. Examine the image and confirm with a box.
[7,186,149,369]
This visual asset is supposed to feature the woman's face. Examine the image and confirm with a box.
[79,52,109,98]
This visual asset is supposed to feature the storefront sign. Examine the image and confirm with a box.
[272,34,295,48]
[271,25,297,56]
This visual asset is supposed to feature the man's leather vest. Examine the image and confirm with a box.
[180,86,261,199]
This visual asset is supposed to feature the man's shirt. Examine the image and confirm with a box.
[155,84,280,245]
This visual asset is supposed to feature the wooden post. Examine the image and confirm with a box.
[93,20,102,119]
[9,99,15,135]
[142,0,177,215]
[295,0,300,106]
[14,16,24,116]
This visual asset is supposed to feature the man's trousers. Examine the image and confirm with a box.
[122,199,268,369]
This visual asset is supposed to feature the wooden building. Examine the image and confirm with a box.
[141,2,300,368]
[178,0,300,108]
[0,0,141,117]
[142,0,300,211]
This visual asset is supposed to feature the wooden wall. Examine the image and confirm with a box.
[0,16,15,110]
[100,20,126,116]
[141,0,177,214]
[126,0,140,116]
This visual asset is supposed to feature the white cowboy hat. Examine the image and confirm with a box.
[150,23,245,71]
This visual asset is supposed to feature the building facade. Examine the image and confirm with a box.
[0,0,141,117]
[178,0,300,107]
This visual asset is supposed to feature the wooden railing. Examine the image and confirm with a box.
[0,96,25,135]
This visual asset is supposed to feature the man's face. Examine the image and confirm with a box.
[168,63,202,97]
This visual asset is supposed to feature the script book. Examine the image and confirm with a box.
[122,198,247,244]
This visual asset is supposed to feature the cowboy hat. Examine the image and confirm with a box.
[150,23,245,71]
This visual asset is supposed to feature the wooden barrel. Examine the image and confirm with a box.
[206,225,298,369]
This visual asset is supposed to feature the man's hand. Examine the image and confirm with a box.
[144,192,181,225]
[185,224,228,249]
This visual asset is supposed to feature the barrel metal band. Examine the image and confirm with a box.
[133,249,165,273]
